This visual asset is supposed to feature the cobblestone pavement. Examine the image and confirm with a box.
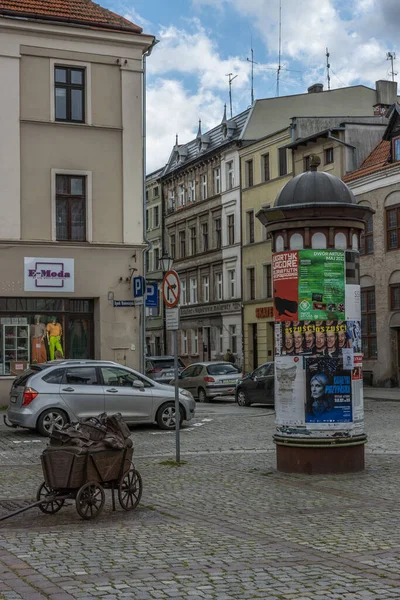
[1,400,400,599]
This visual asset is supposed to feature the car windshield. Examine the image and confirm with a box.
[207,364,239,375]
[12,366,44,388]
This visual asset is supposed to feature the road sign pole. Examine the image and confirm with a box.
[173,328,180,463]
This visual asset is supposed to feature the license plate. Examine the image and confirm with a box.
[224,380,236,385]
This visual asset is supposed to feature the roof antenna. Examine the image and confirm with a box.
[276,0,282,97]
[326,47,331,90]
[225,73,238,118]
[247,40,258,105]
[387,52,397,82]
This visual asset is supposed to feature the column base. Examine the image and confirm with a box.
[274,434,366,474]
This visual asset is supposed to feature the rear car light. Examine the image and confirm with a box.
[22,387,39,406]
[203,376,215,383]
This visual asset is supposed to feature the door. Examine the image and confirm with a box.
[177,365,197,395]
[60,366,104,419]
[252,324,258,370]
[203,327,211,361]
[101,366,153,422]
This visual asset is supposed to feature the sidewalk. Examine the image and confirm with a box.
[364,386,400,401]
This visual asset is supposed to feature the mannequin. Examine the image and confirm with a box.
[47,316,64,361]
[31,315,47,363]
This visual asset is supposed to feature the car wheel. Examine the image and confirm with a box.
[156,402,184,430]
[197,388,209,403]
[37,408,68,437]
[237,390,251,407]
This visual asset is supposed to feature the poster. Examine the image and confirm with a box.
[347,320,362,353]
[277,320,347,356]
[304,356,352,424]
[298,250,345,320]
[345,284,361,321]
[352,354,363,380]
[273,251,299,321]
[342,348,354,370]
[274,323,282,356]
[275,356,305,426]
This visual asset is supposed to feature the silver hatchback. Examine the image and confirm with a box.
[6,360,196,436]
[172,361,243,402]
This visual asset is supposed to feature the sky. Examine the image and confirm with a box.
[104,0,400,173]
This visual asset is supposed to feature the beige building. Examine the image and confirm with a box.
[0,0,154,400]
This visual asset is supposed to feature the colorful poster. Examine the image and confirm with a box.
[352,354,363,381]
[298,250,345,320]
[273,251,299,321]
[305,357,352,424]
[274,323,282,356]
[345,284,361,321]
[277,320,347,356]
[347,320,362,353]
[275,355,305,426]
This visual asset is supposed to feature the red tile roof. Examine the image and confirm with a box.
[343,140,391,183]
[0,0,142,34]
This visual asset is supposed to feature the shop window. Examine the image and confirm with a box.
[361,288,377,359]
[311,232,327,249]
[56,174,86,241]
[390,285,400,311]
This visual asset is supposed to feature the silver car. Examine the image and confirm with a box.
[6,360,196,436]
[173,361,243,402]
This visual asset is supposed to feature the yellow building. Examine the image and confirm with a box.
[240,128,293,372]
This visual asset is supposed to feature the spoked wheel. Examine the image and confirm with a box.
[75,482,105,520]
[197,388,209,403]
[237,390,251,407]
[118,468,143,511]
[36,481,65,514]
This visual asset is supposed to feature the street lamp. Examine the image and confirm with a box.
[160,252,173,273]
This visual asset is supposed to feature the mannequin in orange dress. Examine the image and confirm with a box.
[31,315,47,363]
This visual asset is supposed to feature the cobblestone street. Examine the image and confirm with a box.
[1,399,400,599]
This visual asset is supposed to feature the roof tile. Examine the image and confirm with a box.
[0,0,142,33]
[343,140,391,183]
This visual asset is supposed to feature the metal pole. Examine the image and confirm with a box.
[173,329,180,462]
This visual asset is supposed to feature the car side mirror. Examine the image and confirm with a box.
[132,380,144,389]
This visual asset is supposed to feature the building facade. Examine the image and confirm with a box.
[0,0,154,399]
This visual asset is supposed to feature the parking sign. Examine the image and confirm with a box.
[133,276,144,298]
[145,282,159,307]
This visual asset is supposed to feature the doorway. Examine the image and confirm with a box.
[203,327,211,361]
[251,323,258,370]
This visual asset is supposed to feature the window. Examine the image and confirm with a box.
[202,223,209,251]
[264,264,272,298]
[360,214,373,255]
[189,277,198,304]
[153,248,160,271]
[334,232,347,250]
[391,285,400,311]
[188,180,196,203]
[168,190,175,211]
[394,138,400,161]
[311,232,327,249]
[201,174,207,200]
[304,156,311,172]
[170,234,176,259]
[290,233,304,250]
[262,153,270,182]
[276,235,284,252]
[181,330,188,355]
[279,147,287,176]
[361,288,377,358]
[56,175,86,241]
[386,207,400,250]
[202,275,210,302]
[181,279,187,305]
[246,159,254,187]
[226,161,234,190]
[146,209,150,231]
[65,367,97,385]
[213,168,221,194]
[325,147,334,164]
[153,206,159,228]
[246,211,255,244]
[228,214,235,245]
[55,66,85,123]
[145,190,149,201]
[218,326,223,353]
[101,366,148,387]
[228,269,235,299]
[215,218,222,249]
[193,329,199,354]
[145,251,150,272]
[179,231,186,258]
[178,184,185,207]
[229,325,237,354]
[190,227,197,255]
[215,273,223,301]
[247,267,255,300]
[153,186,159,198]
[43,368,65,384]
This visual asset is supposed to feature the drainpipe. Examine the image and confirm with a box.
[327,132,357,172]
[141,38,159,373]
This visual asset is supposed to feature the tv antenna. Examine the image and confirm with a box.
[276,0,282,97]
[225,72,238,118]
[387,52,397,82]
[326,47,331,90]
[247,43,258,105]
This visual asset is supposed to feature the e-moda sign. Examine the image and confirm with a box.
[24,258,75,292]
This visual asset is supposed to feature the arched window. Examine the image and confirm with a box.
[289,233,304,250]
[352,233,359,250]
[334,232,347,249]
[275,235,284,252]
[311,232,327,249]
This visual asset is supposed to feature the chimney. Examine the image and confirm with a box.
[374,80,398,116]
[307,83,324,94]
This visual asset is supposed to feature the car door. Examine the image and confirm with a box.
[60,366,104,419]
[252,365,270,403]
[177,365,196,393]
[101,366,153,422]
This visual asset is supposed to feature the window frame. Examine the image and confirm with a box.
[52,169,92,243]
[214,217,222,249]
[304,155,311,172]
[170,234,176,259]
[153,205,160,228]
[264,263,272,298]
[215,272,223,301]
[226,161,234,190]
[325,147,334,165]
[228,269,236,299]
[178,184,185,207]
[227,214,235,246]
[386,206,400,250]
[201,174,208,200]
[202,275,210,303]
[189,277,198,304]
[54,65,86,124]
[181,279,187,305]
[190,226,197,255]
[188,179,196,203]
[179,230,186,259]
[245,159,254,187]
[213,167,221,195]
[229,324,237,354]
[55,174,87,242]
[361,287,377,359]
[390,284,400,311]
[360,214,373,255]
[202,222,209,251]
[247,267,256,300]
[262,153,270,182]
[392,136,400,162]
[246,210,255,244]
[278,147,287,176]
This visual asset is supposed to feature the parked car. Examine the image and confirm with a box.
[235,362,274,406]
[171,361,242,402]
[145,356,186,384]
[6,360,196,436]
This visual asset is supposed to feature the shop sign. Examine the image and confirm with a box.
[24,257,74,293]
[180,301,241,318]
[255,306,273,319]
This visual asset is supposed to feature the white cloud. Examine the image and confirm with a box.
[123,8,152,30]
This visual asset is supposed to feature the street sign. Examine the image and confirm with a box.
[133,276,144,298]
[162,270,181,308]
[114,300,135,307]
[145,282,159,308]
[166,307,179,330]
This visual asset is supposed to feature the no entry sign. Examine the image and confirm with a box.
[162,270,181,308]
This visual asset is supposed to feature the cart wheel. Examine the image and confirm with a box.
[76,482,105,520]
[36,482,65,514]
[118,469,142,511]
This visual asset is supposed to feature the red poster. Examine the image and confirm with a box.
[273,251,299,321]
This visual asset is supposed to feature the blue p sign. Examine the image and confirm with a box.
[133,276,144,298]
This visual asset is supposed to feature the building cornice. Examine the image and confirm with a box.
[348,165,400,195]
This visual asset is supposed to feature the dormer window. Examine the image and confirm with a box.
[393,137,400,161]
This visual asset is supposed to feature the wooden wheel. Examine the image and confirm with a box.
[118,469,142,511]
[75,482,105,520]
[36,482,65,514]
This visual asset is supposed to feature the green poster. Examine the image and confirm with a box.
[298,250,345,320]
